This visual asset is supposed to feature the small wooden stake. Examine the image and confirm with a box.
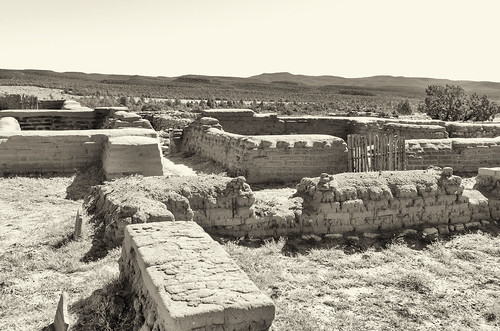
[74,209,82,239]
[54,291,70,331]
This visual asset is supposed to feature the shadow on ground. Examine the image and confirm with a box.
[65,164,104,201]
[215,221,500,257]
[70,277,135,331]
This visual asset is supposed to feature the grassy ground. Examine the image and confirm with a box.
[225,235,500,331]
[0,175,125,330]
[1,174,499,330]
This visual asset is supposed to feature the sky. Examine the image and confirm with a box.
[2,0,500,82]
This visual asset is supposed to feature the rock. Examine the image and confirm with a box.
[437,224,449,235]
[448,225,455,232]
[442,167,453,177]
[346,236,359,241]
[0,117,21,131]
[363,232,380,239]
[454,224,465,232]
[465,221,481,230]
[310,234,322,242]
[422,227,438,240]
[114,110,142,122]
[480,220,490,226]
[324,233,343,240]
[400,229,418,236]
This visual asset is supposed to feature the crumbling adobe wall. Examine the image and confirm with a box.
[0,109,99,130]
[0,128,159,175]
[295,168,489,234]
[200,109,448,140]
[446,122,500,138]
[406,137,500,173]
[474,167,500,221]
[179,117,348,183]
[0,107,152,130]
[85,175,257,246]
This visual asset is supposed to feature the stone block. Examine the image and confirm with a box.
[121,222,275,330]
[102,136,164,180]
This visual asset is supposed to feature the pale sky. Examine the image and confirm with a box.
[2,0,500,82]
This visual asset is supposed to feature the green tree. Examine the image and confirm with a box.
[396,99,412,115]
[422,85,498,121]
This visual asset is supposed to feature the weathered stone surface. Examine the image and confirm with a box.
[114,110,142,121]
[0,117,21,131]
[102,136,164,179]
[120,222,275,330]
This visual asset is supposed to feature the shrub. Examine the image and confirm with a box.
[423,85,499,121]
[396,99,413,115]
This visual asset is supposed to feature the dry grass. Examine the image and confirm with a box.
[2,174,500,330]
[0,175,121,330]
[225,235,500,330]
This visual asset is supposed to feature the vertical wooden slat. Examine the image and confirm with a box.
[388,135,394,171]
[367,133,372,171]
[363,136,370,172]
[347,135,352,172]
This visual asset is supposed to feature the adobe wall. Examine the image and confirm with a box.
[201,109,448,140]
[406,137,500,173]
[0,109,103,130]
[87,168,497,243]
[446,122,500,138]
[0,128,158,174]
[0,107,152,130]
[179,117,348,183]
[294,168,490,235]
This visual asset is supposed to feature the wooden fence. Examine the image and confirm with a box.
[347,133,406,172]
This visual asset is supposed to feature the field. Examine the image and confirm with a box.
[1,174,499,330]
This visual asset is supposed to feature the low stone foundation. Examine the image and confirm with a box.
[119,221,275,330]
[177,117,348,183]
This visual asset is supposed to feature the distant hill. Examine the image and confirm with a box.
[250,72,500,100]
[1,69,500,102]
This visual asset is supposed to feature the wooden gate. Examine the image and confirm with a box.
[347,133,406,172]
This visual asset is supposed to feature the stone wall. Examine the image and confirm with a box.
[179,117,348,183]
[86,168,497,242]
[294,168,488,234]
[0,129,160,175]
[119,221,275,330]
[406,138,500,173]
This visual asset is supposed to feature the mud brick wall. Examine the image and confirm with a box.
[295,169,487,234]
[0,109,101,130]
[86,176,258,245]
[179,117,348,183]
[0,129,158,174]
[406,138,500,173]
[446,122,500,138]
[202,109,286,135]
[474,167,500,220]
[201,109,448,140]
[119,222,275,330]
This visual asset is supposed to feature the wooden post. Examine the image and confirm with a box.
[54,291,70,331]
[74,208,83,238]
[347,135,352,172]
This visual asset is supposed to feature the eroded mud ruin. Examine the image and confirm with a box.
[2,98,500,330]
